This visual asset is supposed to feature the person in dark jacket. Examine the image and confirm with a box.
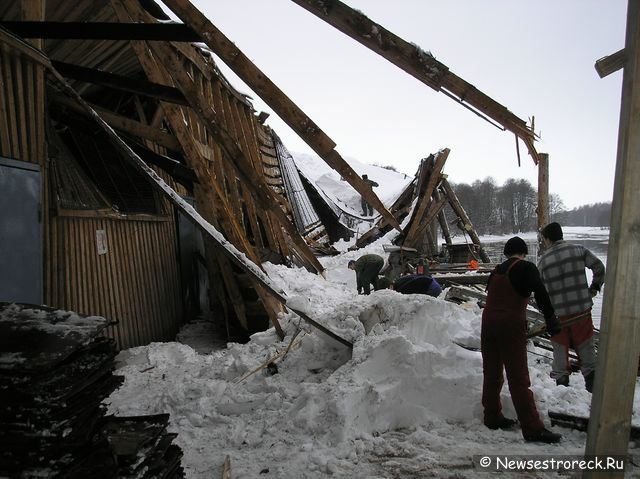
[348,254,384,295]
[481,236,562,444]
[360,174,379,216]
[386,274,442,297]
[538,222,605,392]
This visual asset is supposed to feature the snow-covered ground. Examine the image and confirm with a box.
[106,225,637,479]
[106,152,625,477]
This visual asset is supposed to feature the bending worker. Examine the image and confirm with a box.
[348,254,384,295]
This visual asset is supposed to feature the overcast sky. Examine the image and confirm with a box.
[170,1,626,209]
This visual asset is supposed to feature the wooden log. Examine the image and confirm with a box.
[441,179,491,263]
[158,0,402,231]
[585,0,640,471]
[290,0,540,164]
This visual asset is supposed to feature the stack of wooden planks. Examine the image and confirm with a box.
[0,303,184,478]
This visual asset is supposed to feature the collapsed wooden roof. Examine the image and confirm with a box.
[0,0,355,346]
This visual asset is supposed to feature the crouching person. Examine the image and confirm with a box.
[377,273,442,297]
[348,254,384,295]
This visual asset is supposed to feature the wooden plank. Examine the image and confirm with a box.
[24,60,37,161]
[290,0,540,164]
[1,49,20,158]
[441,179,491,263]
[13,55,29,162]
[585,1,640,473]
[0,53,11,157]
[0,21,201,41]
[159,0,401,230]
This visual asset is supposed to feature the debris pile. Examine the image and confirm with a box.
[0,303,184,478]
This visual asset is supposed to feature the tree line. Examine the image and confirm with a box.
[445,177,611,235]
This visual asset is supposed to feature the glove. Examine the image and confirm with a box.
[545,316,562,336]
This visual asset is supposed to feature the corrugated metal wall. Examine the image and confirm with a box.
[46,215,182,348]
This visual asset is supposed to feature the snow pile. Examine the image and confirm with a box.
[105,234,638,478]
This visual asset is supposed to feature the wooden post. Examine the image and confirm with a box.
[434,188,452,246]
[537,152,549,253]
[159,0,401,231]
[584,1,640,476]
[20,0,45,49]
[441,179,491,263]
[290,0,540,164]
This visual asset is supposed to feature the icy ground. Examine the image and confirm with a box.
[106,227,639,479]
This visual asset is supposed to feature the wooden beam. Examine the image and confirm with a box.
[126,140,197,186]
[49,92,181,151]
[402,149,449,247]
[537,152,549,251]
[441,179,491,263]
[585,1,640,475]
[52,60,188,105]
[405,194,448,250]
[290,0,540,164]
[434,188,452,245]
[595,48,625,79]
[0,21,201,41]
[159,0,401,231]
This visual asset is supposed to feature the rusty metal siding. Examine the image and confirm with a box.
[46,214,182,349]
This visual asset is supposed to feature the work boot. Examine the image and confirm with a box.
[485,416,518,430]
[584,371,595,393]
[556,375,569,387]
[524,428,562,444]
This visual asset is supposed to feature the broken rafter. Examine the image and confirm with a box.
[159,0,402,231]
[0,21,201,42]
[49,92,181,151]
[290,0,541,164]
[52,60,188,105]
